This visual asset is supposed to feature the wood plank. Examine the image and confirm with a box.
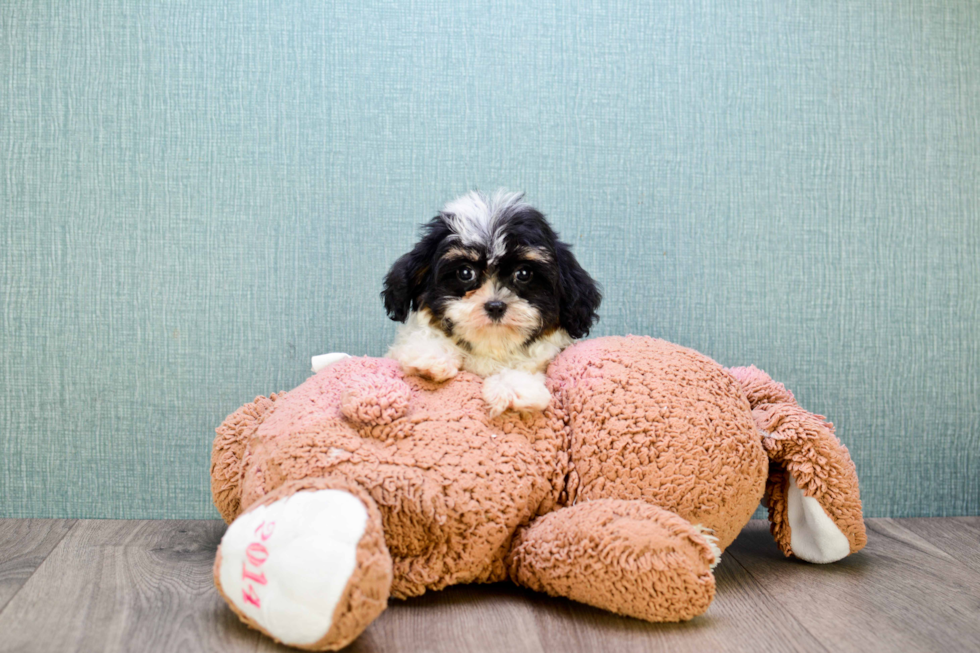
[521,553,827,653]
[0,519,76,612]
[725,519,980,653]
[894,516,980,575]
[350,584,546,653]
[0,520,290,653]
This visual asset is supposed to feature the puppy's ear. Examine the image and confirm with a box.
[381,252,424,322]
[555,241,602,339]
[381,218,446,322]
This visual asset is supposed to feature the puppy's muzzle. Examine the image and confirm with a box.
[484,300,507,322]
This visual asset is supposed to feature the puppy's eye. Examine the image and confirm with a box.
[457,266,475,283]
[514,268,533,284]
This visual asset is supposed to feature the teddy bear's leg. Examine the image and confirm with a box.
[727,365,867,563]
[506,499,718,622]
[214,478,392,651]
[211,392,287,524]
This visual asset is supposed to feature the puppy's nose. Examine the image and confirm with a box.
[484,300,507,321]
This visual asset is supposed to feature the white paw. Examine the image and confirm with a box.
[401,354,460,382]
[387,312,463,382]
[787,473,851,563]
[482,370,551,417]
[390,342,461,382]
[218,490,368,646]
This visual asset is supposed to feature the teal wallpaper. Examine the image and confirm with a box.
[1,1,977,519]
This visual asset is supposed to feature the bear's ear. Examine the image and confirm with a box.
[381,217,448,322]
[555,240,602,339]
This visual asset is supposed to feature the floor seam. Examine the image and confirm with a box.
[874,518,980,578]
[0,518,80,617]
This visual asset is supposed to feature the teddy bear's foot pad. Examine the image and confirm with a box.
[786,473,850,563]
[217,490,368,646]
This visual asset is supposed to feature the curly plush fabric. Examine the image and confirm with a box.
[211,392,285,524]
[507,499,717,621]
[211,336,866,650]
[548,337,767,550]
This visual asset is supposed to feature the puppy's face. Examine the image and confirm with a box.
[382,191,602,352]
[430,242,556,355]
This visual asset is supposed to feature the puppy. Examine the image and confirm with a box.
[382,190,601,416]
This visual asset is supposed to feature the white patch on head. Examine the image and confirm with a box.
[218,489,368,646]
[440,190,530,263]
[786,472,851,563]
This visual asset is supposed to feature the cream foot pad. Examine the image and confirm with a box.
[787,473,851,563]
[218,490,368,646]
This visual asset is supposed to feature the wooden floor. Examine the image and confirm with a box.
[0,518,977,652]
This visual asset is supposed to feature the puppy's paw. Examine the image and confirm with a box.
[482,375,517,417]
[510,372,552,413]
[483,370,551,417]
[401,354,460,382]
[389,343,460,382]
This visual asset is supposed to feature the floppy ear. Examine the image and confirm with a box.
[555,241,602,339]
[381,218,446,322]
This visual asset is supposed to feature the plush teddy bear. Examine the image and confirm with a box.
[211,336,866,650]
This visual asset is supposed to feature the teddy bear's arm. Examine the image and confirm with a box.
[728,366,867,563]
[505,499,717,622]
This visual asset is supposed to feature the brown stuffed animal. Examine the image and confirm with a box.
[211,336,866,650]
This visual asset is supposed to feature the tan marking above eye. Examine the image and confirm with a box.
[517,247,551,262]
[441,247,480,262]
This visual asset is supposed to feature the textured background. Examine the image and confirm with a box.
[1,1,977,519]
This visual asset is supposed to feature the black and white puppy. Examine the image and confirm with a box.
[382,190,601,416]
